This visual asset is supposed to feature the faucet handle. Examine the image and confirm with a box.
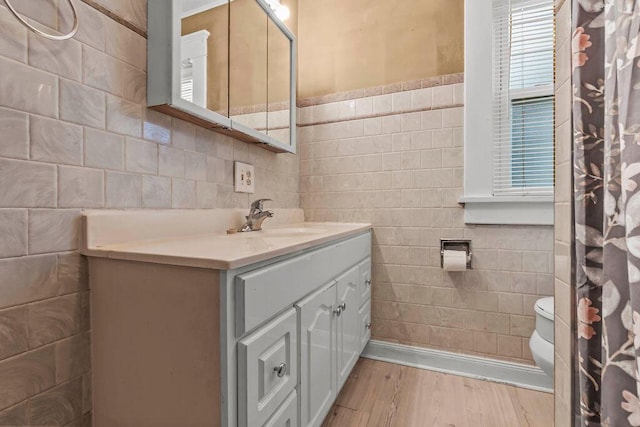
[249,198,272,212]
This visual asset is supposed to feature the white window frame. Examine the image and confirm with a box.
[461,0,554,225]
[181,30,211,109]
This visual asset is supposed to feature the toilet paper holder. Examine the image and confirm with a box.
[440,239,472,269]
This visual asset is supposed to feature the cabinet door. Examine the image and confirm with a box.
[238,308,297,427]
[296,281,337,427]
[358,258,371,308]
[263,390,297,427]
[229,0,267,131]
[336,266,360,389]
[359,300,371,354]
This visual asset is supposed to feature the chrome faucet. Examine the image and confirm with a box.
[239,199,274,232]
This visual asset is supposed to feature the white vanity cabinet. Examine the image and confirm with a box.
[296,263,369,427]
[87,224,371,427]
[235,233,372,427]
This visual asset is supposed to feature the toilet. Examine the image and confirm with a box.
[529,297,554,378]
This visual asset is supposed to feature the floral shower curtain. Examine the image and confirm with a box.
[574,0,640,425]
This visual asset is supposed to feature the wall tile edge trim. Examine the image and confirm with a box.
[298,103,463,128]
[81,0,147,37]
[297,73,465,108]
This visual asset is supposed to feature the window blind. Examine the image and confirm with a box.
[492,0,555,196]
[181,59,194,103]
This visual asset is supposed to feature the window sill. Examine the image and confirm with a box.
[458,196,554,225]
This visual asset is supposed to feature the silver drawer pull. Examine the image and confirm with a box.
[366,322,372,330]
[365,279,371,286]
[338,302,346,311]
[333,307,342,317]
[274,362,287,378]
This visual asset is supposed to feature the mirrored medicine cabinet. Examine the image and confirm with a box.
[148,0,296,153]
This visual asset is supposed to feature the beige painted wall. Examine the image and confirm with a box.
[298,0,464,99]
[182,0,464,103]
[299,82,554,364]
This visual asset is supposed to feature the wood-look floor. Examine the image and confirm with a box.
[322,358,554,427]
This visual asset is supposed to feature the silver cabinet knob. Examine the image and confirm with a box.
[366,322,372,330]
[338,302,346,311]
[274,362,287,378]
[365,279,371,286]
[333,307,342,317]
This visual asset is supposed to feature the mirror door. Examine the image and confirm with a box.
[181,0,230,117]
[267,17,292,146]
[229,0,268,133]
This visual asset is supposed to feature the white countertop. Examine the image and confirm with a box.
[81,221,372,270]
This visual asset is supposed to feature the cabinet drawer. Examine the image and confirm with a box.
[238,308,298,427]
[359,300,371,353]
[263,390,297,427]
[235,232,371,336]
[358,258,371,308]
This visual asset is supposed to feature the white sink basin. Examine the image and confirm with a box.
[259,227,328,238]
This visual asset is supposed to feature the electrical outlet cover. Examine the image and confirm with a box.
[234,161,255,193]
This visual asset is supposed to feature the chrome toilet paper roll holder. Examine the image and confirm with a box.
[440,239,472,269]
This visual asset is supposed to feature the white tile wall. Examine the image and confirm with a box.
[554,0,574,425]
[0,1,299,423]
[0,56,58,118]
[300,82,554,364]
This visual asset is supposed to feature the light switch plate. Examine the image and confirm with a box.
[234,161,255,193]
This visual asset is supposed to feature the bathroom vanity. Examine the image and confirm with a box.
[81,210,371,427]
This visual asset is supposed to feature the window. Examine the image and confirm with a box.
[462,0,555,225]
[493,0,555,195]
[508,97,554,190]
[181,59,194,103]
[180,30,210,109]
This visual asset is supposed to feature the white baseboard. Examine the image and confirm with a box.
[362,340,553,393]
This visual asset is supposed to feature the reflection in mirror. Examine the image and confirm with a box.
[181,0,230,116]
[180,30,209,108]
[267,17,291,145]
[147,0,296,152]
[229,0,268,132]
